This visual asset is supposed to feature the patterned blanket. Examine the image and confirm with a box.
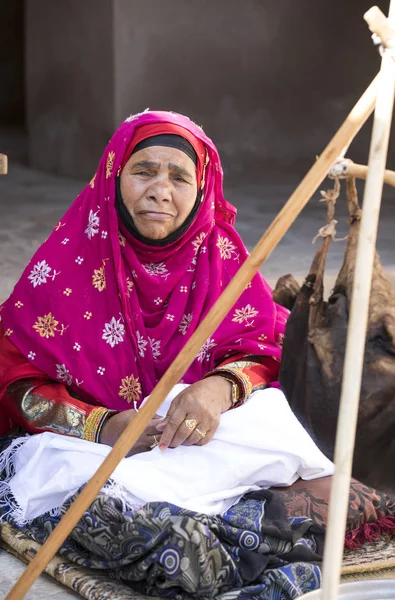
[0,435,324,600]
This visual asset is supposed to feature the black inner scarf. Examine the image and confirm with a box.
[116,134,202,247]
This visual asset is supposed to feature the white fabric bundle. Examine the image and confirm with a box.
[0,385,333,524]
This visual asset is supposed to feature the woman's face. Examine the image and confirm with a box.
[120,146,198,239]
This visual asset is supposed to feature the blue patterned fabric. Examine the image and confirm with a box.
[0,435,323,599]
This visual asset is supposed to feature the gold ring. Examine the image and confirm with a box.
[184,419,197,431]
[150,435,159,449]
[195,427,207,439]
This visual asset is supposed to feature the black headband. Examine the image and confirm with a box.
[131,134,198,165]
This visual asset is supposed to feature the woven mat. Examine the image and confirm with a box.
[1,522,394,598]
[341,532,395,577]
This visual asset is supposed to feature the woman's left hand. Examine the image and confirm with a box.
[155,376,232,450]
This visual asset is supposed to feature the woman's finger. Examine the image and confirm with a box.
[158,408,194,449]
[182,424,209,446]
[145,418,164,436]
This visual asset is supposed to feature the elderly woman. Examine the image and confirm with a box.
[0,110,286,451]
[0,111,335,600]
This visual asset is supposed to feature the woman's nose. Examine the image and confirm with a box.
[147,176,172,202]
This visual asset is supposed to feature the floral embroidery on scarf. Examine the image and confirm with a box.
[85,210,100,240]
[136,331,148,357]
[126,277,134,295]
[192,232,206,254]
[276,333,284,347]
[106,151,115,179]
[197,338,216,362]
[149,337,161,359]
[14,301,23,308]
[178,313,193,335]
[28,260,52,287]
[118,374,141,403]
[118,231,126,247]
[32,313,68,338]
[216,235,237,260]
[143,262,169,278]
[92,260,107,292]
[232,304,259,327]
[102,317,125,348]
[89,173,96,188]
[4,329,13,336]
[187,256,197,272]
[56,363,73,386]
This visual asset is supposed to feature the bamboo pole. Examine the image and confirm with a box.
[4,74,379,599]
[321,5,395,600]
[330,159,395,187]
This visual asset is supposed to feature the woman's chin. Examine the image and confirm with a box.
[136,224,174,240]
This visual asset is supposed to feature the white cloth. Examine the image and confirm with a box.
[2,385,334,523]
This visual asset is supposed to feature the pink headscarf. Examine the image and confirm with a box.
[1,111,288,411]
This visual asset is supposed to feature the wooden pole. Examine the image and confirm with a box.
[321,5,395,600]
[4,74,378,599]
[330,159,395,187]
[0,154,8,175]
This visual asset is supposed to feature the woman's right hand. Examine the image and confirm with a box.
[99,409,162,456]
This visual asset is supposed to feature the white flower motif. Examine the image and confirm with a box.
[28,351,36,360]
[28,260,52,287]
[85,209,100,240]
[148,337,161,360]
[75,256,84,265]
[192,232,206,254]
[187,256,197,272]
[136,331,148,358]
[180,286,188,293]
[101,231,108,239]
[56,363,73,386]
[97,366,106,375]
[216,235,237,260]
[178,313,193,335]
[192,282,196,290]
[154,297,162,306]
[102,317,125,348]
[73,342,81,351]
[200,246,207,254]
[143,262,169,277]
[61,238,70,245]
[166,314,175,321]
[197,338,216,363]
[232,304,259,327]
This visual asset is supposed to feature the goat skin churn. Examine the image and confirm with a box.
[276,178,395,496]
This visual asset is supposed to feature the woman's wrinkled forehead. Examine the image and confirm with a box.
[122,122,206,187]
